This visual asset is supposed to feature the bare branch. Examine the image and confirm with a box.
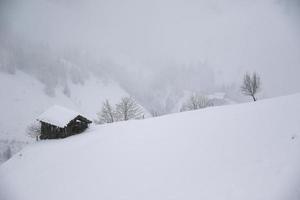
[241,72,261,101]
[115,97,144,121]
[97,99,115,124]
[180,94,213,112]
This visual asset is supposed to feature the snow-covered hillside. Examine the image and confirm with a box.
[0,71,128,141]
[1,94,300,200]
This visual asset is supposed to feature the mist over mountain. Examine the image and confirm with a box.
[0,0,300,112]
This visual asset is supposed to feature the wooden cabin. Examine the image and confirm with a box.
[37,105,92,140]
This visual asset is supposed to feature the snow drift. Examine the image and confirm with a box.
[1,94,300,200]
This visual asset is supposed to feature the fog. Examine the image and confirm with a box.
[0,0,300,112]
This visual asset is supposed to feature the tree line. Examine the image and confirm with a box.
[96,72,261,124]
[27,72,262,135]
[96,97,144,124]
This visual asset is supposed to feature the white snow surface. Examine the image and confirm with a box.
[37,105,82,128]
[1,94,300,200]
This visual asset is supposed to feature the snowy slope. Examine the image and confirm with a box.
[0,71,128,141]
[1,94,300,200]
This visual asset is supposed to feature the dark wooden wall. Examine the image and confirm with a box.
[40,116,91,139]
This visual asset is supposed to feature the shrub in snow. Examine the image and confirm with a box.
[150,110,164,117]
[26,121,41,141]
[180,94,213,112]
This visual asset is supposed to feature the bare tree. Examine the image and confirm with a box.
[97,99,115,124]
[180,94,213,112]
[115,97,144,121]
[241,72,261,101]
[27,121,41,141]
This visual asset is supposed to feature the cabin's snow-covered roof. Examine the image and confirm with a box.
[37,105,81,128]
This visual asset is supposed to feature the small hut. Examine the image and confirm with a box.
[37,105,92,139]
